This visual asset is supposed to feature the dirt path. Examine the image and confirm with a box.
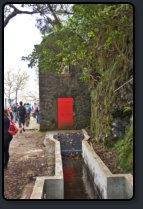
[4,118,55,199]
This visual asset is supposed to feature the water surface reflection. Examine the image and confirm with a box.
[62,158,100,199]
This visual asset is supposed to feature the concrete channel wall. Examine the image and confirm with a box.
[30,130,133,199]
[30,133,64,199]
[82,129,133,199]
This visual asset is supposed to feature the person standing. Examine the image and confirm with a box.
[29,104,32,116]
[8,104,13,120]
[11,104,14,114]
[16,103,19,122]
[25,103,30,127]
[36,105,40,124]
[13,103,18,123]
[33,103,37,118]
[4,108,13,169]
[17,101,26,133]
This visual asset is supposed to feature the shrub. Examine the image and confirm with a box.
[114,122,133,172]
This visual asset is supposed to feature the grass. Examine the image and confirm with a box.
[19,187,24,196]
[33,130,47,139]
[114,122,133,173]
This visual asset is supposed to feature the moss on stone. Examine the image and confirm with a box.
[90,58,133,146]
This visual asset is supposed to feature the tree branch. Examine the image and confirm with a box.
[61,10,74,15]
[4,9,18,27]
[47,4,62,28]
[4,4,39,27]
[114,78,133,93]
[89,74,98,82]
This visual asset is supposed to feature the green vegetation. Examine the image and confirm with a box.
[90,57,133,144]
[114,122,133,172]
[34,130,47,139]
[25,4,133,84]
[24,4,133,173]
[19,187,24,196]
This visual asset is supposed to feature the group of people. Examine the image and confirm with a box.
[4,101,40,169]
[31,103,40,124]
[7,102,40,127]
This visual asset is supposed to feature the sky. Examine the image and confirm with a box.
[4,11,42,103]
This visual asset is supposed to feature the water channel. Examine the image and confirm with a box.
[62,158,100,199]
[53,132,101,199]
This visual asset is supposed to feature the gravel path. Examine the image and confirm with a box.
[4,118,55,199]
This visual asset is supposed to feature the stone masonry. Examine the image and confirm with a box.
[39,66,91,130]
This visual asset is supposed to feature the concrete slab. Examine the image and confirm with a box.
[30,134,64,199]
[43,179,64,199]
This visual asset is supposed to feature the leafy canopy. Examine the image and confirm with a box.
[24,4,133,86]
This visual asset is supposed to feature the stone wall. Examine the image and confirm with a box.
[90,63,133,146]
[39,67,90,130]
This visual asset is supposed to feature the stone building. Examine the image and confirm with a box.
[39,66,91,131]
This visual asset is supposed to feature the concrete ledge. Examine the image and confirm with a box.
[82,129,133,199]
[30,133,64,199]
[82,129,90,140]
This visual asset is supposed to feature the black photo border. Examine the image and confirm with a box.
[0,0,142,208]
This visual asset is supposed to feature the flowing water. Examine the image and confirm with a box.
[62,158,100,199]
[53,132,101,199]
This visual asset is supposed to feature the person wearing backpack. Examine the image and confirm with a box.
[13,103,17,123]
[4,108,13,169]
[17,101,26,133]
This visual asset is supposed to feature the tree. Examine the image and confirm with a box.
[25,4,133,87]
[4,70,15,100]
[21,91,39,103]
[4,69,29,103]
[4,4,73,34]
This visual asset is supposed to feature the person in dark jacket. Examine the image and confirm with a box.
[25,103,31,127]
[17,101,26,133]
[4,108,13,169]
[36,105,40,124]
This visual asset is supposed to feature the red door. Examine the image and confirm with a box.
[57,98,73,129]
